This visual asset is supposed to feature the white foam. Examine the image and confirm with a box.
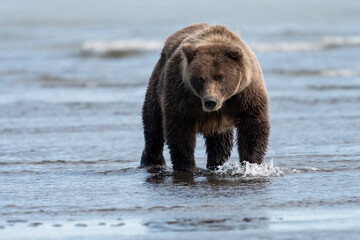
[252,35,360,53]
[252,42,321,52]
[271,68,360,77]
[321,69,360,77]
[323,36,360,47]
[289,167,319,173]
[214,159,283,177]
[81,39,163,55]
[80,36,360,55]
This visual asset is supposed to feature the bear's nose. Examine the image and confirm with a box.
[204,98,218,109]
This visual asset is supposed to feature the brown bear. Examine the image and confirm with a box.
[141,23,270,172]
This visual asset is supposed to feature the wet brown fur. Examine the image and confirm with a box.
[141,23,270,172]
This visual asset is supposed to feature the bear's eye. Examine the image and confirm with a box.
[197,77,204,81]
[214,75,224,82]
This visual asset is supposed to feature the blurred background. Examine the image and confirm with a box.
[1,0,360,239]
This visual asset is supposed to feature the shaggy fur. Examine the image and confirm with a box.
[141,23,270,172]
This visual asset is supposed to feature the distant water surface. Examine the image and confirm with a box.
[1,0,360,239]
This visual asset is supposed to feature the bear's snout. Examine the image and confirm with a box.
[202,97,220,111]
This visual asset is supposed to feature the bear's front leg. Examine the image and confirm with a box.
[236,115,270,164]
[204,129,234,170]
[164,115,197,172]
[141,76,166,168]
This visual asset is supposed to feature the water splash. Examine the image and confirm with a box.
[214,159,283,177]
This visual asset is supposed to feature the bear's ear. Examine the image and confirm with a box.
[182,43,198,63]
[226,46,242,62]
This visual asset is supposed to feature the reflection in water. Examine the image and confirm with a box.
[141,169,272,232]
[172,172,196,185]
[144,167,271,192]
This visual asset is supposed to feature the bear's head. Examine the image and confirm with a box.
[182,43,250,112]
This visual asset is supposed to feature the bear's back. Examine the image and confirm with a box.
[162,23,209,60]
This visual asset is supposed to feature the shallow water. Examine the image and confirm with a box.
[1,0,360,239]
